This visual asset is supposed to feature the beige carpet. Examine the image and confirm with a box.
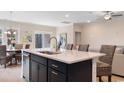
[0,64,124,82]
[0,64,25,82]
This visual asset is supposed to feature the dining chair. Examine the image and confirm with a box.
[0,45,13,68]
[25,44,30,49]
[78,44,89,52]
[72,45,78,50]
[15,44,23,64]
[66,44,73,50]
[97,45,116,82]
[15,44,23,49]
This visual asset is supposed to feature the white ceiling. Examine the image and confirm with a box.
[0,11,123,27]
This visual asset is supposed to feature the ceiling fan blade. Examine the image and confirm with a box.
[112,14,123,17]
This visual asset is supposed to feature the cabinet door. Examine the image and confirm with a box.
[38,64,47,82]
[30,60,38,82]
[48,59,66,74]
[48,68,66,82]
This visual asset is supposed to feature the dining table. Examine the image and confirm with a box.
[6,49,22,65]
[6,49,21,52]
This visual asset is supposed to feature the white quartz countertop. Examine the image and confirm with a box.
[23,49,105,64]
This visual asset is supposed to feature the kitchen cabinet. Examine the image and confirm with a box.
[23,49,104,82]
[23,52,95,82]
[30,54,47,82]
[48,59,67,82]
[28,54,92,82]
[48,59,92,82]
[38,63,47,82]
[48,68,66,82]
[30,60,38,82]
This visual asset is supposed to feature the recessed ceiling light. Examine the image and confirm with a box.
[65,14,69,18]
[87,20,91,23]
[104,14,111,20]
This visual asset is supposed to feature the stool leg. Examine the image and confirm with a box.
[99,76,102,82]
[4,64,6,68]
[108,76,112,82]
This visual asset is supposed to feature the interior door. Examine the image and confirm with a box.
[75,32,81,45]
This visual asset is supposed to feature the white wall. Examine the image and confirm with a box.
[56,18,124,51]
[0,19,56,48]
[81,18,124,50]
[73,23,83,44]
[56,24,74,44]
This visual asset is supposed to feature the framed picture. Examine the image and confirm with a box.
[58,33,67,49]
[22,31,32,43]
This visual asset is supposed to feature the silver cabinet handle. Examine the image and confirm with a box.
[51,71,58,75]
[52,64,58,68]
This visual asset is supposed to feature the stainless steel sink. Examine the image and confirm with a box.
[38,51,61,55]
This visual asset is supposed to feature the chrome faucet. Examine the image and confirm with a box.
[49,37,58,52]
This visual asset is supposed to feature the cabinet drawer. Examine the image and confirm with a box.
[48,68,66,82]
[31,54,47,65]
[48,59,67,74]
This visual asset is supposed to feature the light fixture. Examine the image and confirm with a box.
[65,14,69,18]
[7,31,11,34]
[104,13,111,20]
[87,20,91,23]
[13,31,16,34]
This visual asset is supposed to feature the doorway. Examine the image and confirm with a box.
[75,32,82,45]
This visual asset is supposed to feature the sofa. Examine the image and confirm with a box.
[112,47,124,76]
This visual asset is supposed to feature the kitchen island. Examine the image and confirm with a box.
[22,49,104,82]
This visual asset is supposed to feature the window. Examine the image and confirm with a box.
[0,27,19,46]
[0,29,2,45]
[5,28,19,46]
[35,32,51,48]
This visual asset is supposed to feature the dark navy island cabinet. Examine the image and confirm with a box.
[23,53,92,82]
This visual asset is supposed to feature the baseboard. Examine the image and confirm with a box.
[112,74,124,78]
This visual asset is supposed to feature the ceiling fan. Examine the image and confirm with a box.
[103,11,123,20]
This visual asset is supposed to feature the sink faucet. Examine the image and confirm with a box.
[49,37,58,52]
